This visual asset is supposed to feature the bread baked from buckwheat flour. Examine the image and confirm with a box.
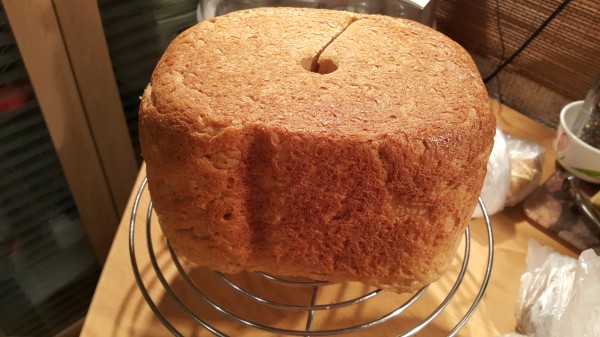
[139,7,495,293]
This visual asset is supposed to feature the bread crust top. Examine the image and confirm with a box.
[147,7,493,140]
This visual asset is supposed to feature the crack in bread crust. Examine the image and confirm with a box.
[309,16,359,73]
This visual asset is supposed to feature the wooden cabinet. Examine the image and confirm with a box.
[0,0,149,335]
[1,1,196,334]
[3,0,137,264]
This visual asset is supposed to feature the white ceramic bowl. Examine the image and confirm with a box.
[554,100,600,183]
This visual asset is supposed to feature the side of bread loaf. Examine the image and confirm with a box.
[139,8,495,292]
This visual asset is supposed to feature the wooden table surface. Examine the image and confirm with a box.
[80,101,577,337]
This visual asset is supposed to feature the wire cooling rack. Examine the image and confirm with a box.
[130,178,494,337]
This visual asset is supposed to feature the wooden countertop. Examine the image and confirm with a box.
[80,101,577,337]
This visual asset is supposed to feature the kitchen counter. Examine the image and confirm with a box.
[80,101,577,337]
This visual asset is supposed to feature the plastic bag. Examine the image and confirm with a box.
[505,135,546,206]
[474,131,546,218]
[516,241,576,336]
[513,240,600,337]
[553,249,600,337]
[473,128,511,218]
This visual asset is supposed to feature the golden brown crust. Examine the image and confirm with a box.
[139,7,495,292]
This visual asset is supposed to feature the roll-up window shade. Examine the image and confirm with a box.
[436,0,600,127]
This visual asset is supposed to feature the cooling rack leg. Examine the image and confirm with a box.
[304,285,319,337]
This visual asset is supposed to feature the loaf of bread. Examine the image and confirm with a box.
[139,8,495,293]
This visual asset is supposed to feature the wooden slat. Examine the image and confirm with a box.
[3,0,118,264]
[52,0,138,216]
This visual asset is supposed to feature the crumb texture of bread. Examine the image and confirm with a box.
[139,7,495,293]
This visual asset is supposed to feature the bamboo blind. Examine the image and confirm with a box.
[436,0,600,127]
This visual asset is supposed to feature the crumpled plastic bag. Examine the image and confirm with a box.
[505,135,546,206]
[473,127,511,218]
[474,130,546,218]
[505,240,600,337]
[553,248,600,337]
[516,241,576,336]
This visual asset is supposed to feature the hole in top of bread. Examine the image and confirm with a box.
[317,59,338,74]
[300,18,359,75]
[300,57,338,75]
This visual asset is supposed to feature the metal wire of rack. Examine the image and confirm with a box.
[130,178,494,337]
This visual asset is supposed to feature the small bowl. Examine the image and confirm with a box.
[554,101,600,184]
